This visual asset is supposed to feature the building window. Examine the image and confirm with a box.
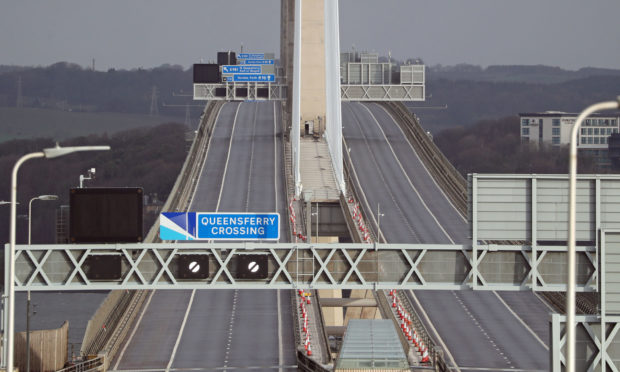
[522,128,529,136]
[585,119,591,126]
[552,119,560,126]
[615,128,618,134]
[581,137,586,144]
[594,137,600,144]
[552,128,560,136]
[581,128,586,135]
[588,128,593,135]
[605,119,610,126]
[612,119,617,126]
[602,137,607,144]
[552,137,560,144]
[588,137,593,144]
[594,128,600,135]
[521,119,529,126]
[608,128,612,135]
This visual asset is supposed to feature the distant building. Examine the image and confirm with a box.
[520,111,620,167]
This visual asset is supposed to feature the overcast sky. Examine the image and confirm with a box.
[1,0,619,71]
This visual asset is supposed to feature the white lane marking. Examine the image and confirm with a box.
[452,292,514,367]
[244,103,259,211]
[223,290,239,366]
[408,290,461,372]
[376,103,468,223]
[188,102,227,210]
[113,290,156,370]
[215,102,243,212]
[273,101,278,216]
[359,102,455,244]
[344,103,420,243]
[277,290,283,372]
[165,289,197,372]
[493,291,549,350]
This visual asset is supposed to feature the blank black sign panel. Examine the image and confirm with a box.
[70,187,143,243]
[236,255,269,279]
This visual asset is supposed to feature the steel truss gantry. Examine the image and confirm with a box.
[193,83,287,101]
[340,84,424,101]
[8,242,596,291]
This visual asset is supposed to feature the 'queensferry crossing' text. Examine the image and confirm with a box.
[197,213,280,240]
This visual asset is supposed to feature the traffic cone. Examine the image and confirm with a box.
[392,296,397,308]
[307,343,313,356]
[421,346,430,363]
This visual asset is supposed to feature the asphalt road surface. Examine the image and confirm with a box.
[112,102,296,372]
[342,102,549,371]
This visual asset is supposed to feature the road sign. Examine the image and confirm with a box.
[222,65,262,74]
[160,212,279,240]
[241,59,274,65]
[225,74,275,82]
[238,53,265,59]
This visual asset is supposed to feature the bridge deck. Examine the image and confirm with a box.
[342,101,550,371]
[111,102,297,371]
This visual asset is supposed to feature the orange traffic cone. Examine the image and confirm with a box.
[307,343,313,356]
[420,344,430,363]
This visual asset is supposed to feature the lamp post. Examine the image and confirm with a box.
[6,144,109,372]
[567,97,620,372]
[26,194,58,372]
[28,195,58,245]
[0,201,16,368]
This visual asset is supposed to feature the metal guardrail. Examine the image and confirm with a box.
[296,350,331,372]
[82,291,133,356]
[56,356,103,372]
[145,100,224,243]
[73,101,225,371]
[381,102,467,216]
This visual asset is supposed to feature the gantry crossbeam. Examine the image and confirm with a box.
[8,242,596,291]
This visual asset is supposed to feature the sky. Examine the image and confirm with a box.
[1,0,619,71]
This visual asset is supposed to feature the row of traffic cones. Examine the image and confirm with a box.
[298,289,313,356]
[389,289,430,363]
[289,198,308,242]
[349,198,372,243]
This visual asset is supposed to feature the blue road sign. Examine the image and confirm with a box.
[243,59,274,65]
[231,74,275,82]
[238,53,265,59]
[160,212,280,241]
[222,65,262,74]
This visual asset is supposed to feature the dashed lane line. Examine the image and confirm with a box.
[452,292,515,369]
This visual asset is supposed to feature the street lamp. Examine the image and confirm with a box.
[26,194,58,372]
[6,144,109,372]
[567,97,620,372]
[28,195,58,245]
